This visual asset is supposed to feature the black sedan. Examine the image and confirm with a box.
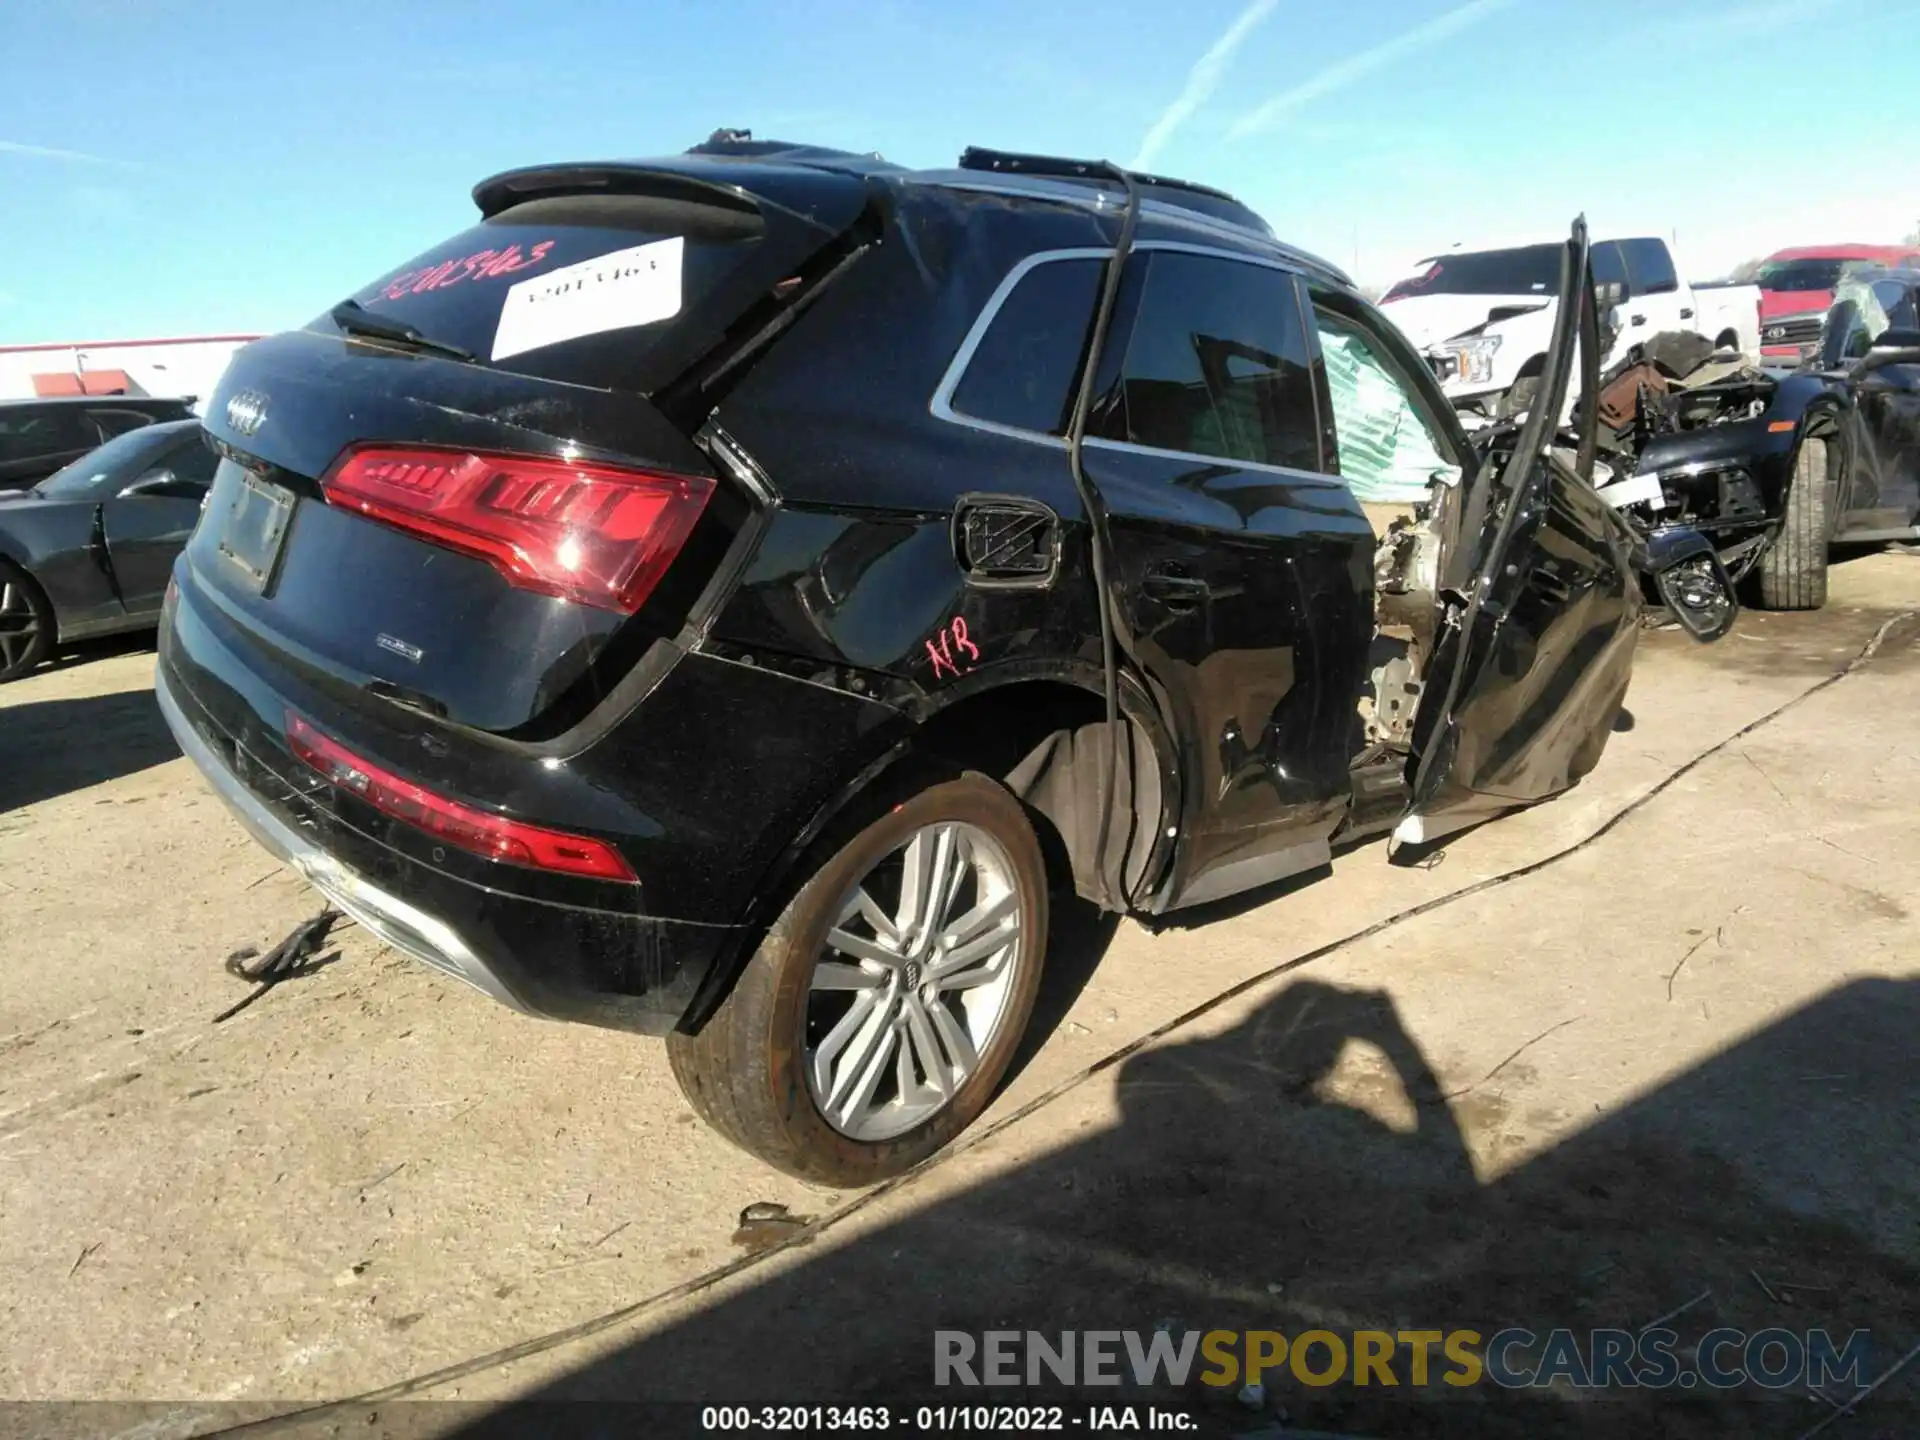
[0,420,216,681]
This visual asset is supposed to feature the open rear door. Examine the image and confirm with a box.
[1393,218,1643,852]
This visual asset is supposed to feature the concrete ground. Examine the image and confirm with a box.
[2,554,1917,1438]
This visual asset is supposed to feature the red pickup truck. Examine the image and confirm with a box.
[1757,244,1920,363]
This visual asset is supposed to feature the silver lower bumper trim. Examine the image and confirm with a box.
[156,671,530,1013]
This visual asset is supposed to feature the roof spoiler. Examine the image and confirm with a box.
[471,163,763,220]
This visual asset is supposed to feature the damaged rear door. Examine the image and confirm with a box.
[1394,218,1644,851]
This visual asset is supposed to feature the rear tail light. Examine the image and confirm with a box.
[286,711,637,883]
[319,445,714,614]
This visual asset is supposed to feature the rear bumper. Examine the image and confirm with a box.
[156,652,743,1036]
[158,669,531,1014]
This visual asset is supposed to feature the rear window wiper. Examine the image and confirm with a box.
[328,299,478,364]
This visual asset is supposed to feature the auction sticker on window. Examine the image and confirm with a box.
[490,236,685,361]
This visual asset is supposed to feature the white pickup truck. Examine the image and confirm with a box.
[1379,235,1762,421]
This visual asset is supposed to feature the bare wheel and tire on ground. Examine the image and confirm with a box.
[668,772,1049,1185]
[1753,436,1835,611]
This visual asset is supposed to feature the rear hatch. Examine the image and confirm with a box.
[188,159,873,737]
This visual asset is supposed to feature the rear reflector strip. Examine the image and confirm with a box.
[286,711,637,883]
[319,445,713,614]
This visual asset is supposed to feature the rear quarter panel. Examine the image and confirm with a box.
[706,187,1111,693]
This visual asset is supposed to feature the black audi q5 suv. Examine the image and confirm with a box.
[160,134,1723,1182]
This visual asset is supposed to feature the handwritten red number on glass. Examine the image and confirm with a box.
[375,240,558,303]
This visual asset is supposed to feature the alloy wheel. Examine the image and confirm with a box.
[804,820,1024,1142]
[0,579,41,674]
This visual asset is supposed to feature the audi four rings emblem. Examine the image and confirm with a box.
[225,390,269,437]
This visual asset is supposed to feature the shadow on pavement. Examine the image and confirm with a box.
[1007,891,1121,1083]
[47,629,157,672]
[0,685,178,812]
[460,976,1920,1438]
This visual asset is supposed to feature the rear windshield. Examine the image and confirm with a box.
[335,194,772,392]
[1383,244,1561,301]
[1756,258,1876,293]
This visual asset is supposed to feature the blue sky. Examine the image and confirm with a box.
[2,0,1915,343]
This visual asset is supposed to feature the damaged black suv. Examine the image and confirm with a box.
[160,136,1729,1182]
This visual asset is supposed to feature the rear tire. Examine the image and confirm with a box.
[667,770,1049,1185]
[1753,437,1833,611]
[0,560,52,683]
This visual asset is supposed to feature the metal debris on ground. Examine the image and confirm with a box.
[356,1162,407,1200]
[212,905,343,1023]
[730,1201,814,1255]
[1636,1286,1713,1334]
[1443,1015,1582,1100]
[1793,1337,1920,1440]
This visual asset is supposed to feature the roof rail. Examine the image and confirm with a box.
[957,147,1250,212]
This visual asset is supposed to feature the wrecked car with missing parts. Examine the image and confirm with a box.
[1588,266,1920,612]
[158,137,1731,1183]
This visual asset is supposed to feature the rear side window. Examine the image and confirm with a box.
[1621,239,1678,296]
[338,193,776,392]
[949,258,1100,434]
[1090,251,1320,473]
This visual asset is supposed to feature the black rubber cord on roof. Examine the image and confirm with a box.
[1061,164,1144,909]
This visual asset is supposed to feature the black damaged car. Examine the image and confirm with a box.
[1588,266,1920,611]
[159,136,1731,1182]
[0,419,217,681]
